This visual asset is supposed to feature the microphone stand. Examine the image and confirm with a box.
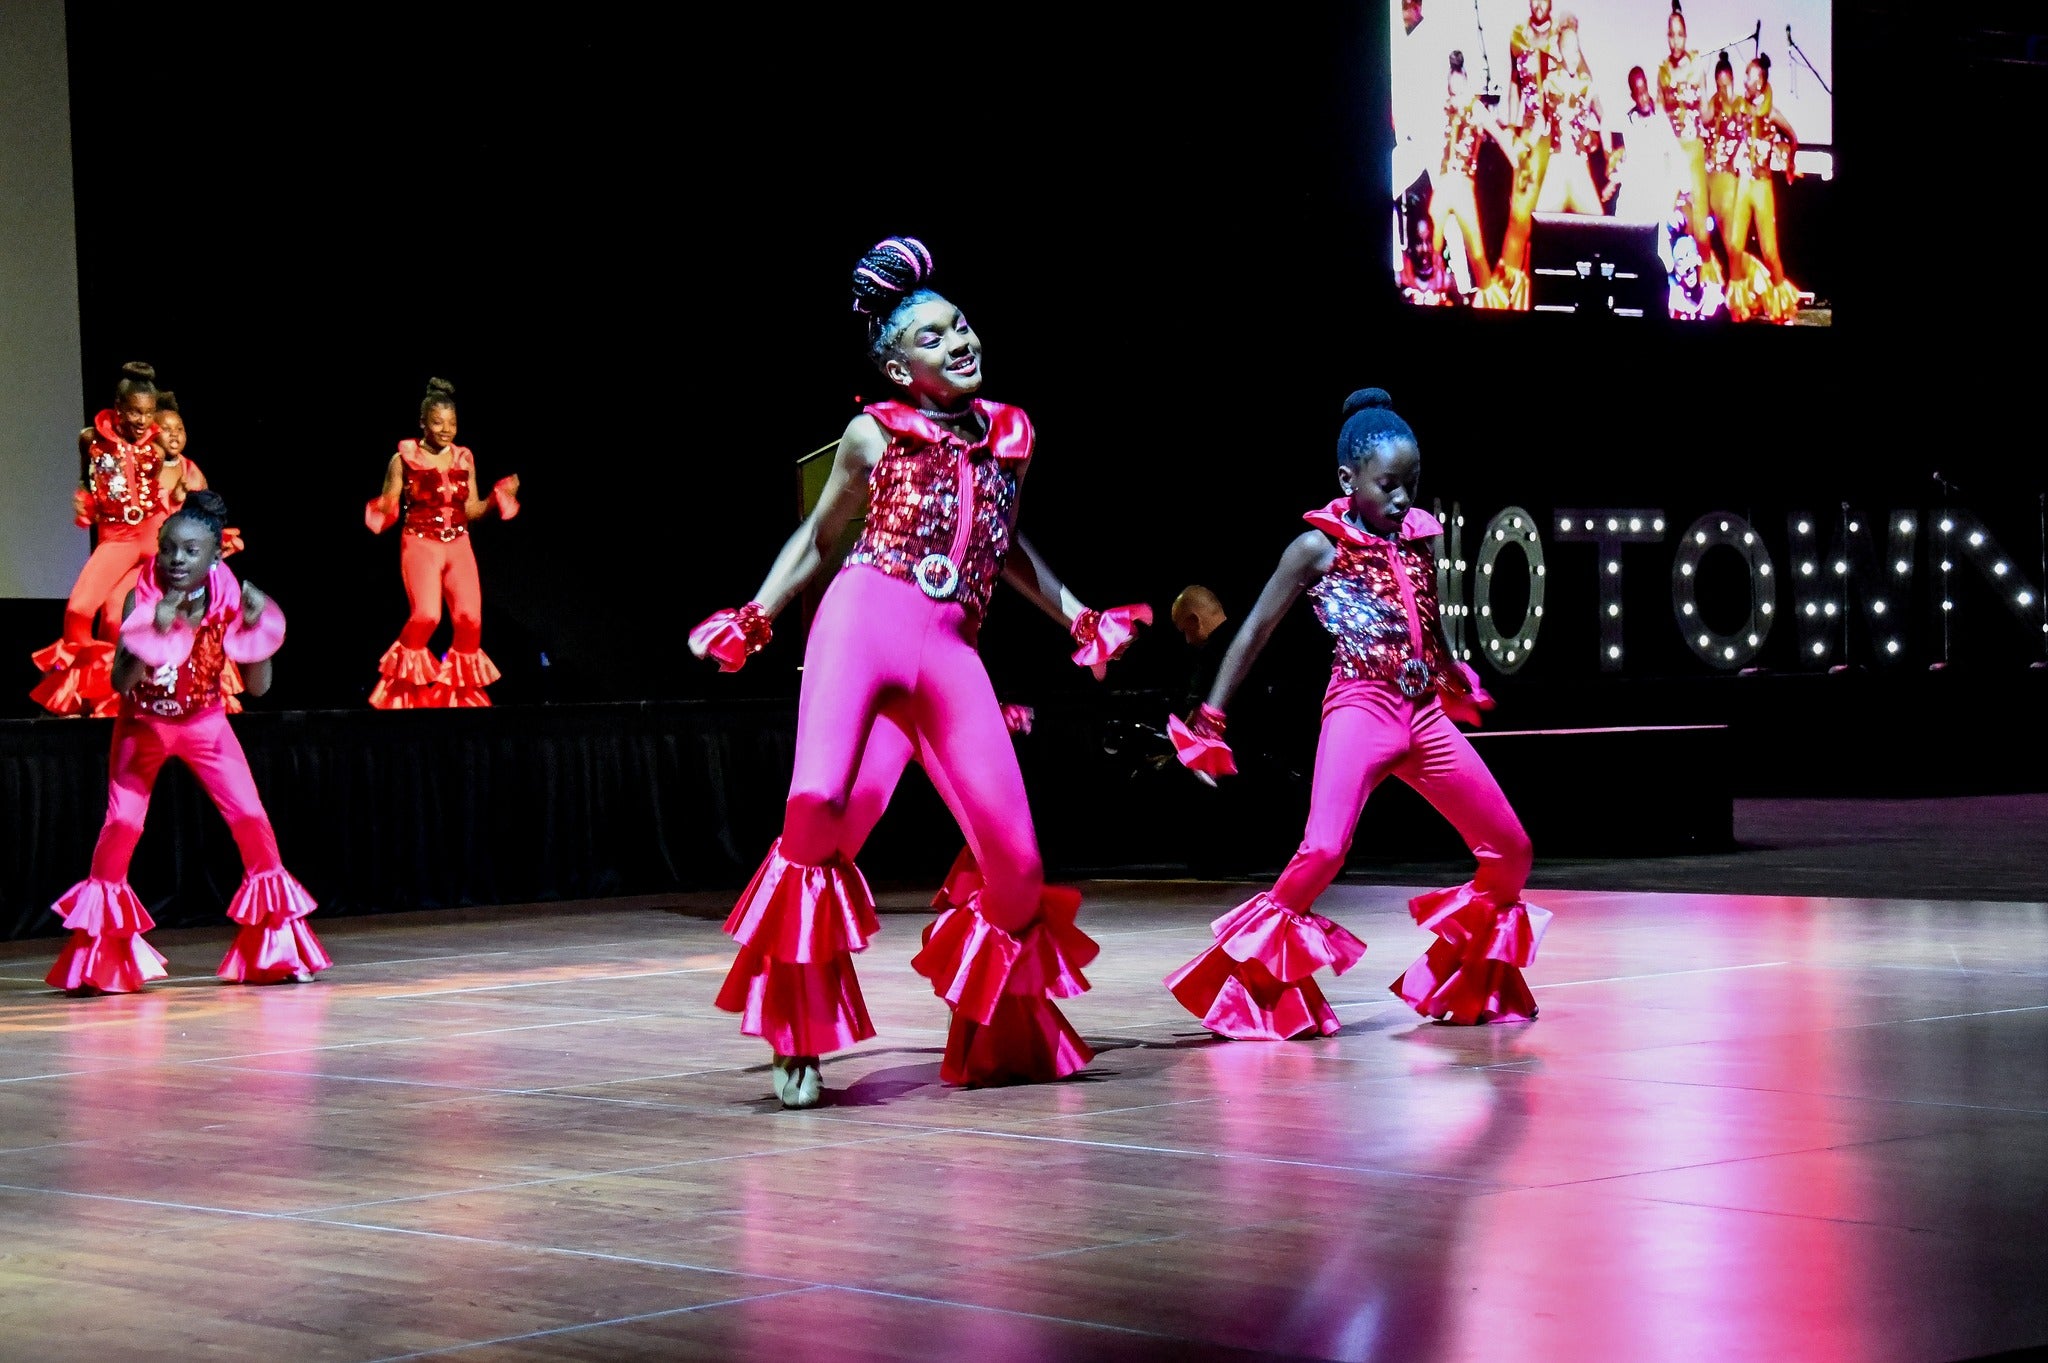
[1786,26,1832,95]
[1706,23,1762,61]
[1472,0,1498,104]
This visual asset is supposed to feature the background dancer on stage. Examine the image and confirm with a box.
[1163,388,1547,1038]
[45,490,327,995]
[365,378,521,708]
[690,236,1146,1107]
[32,363,220,716]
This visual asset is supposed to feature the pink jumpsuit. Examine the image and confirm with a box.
[714,400,1097,1086]
[1165,500,1548,1036]
[45,559,330,993]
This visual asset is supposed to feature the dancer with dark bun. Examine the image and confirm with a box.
[691,236,1148,1107]
[45,490,328,994]
[365,379,521,708]
[31,363,221,716]
[1163,390,1547,1037]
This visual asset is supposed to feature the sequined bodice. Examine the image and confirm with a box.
[128,616,228,719]
[1749,111,1793,174]
[842,401,1032,619]
[1442,97,1486,177]
[1708,97,1750,173]
[1510,24,1560,131]
[1660,54,1706,141]
[1547,73,1601,155]
[399,443,473,542]
[86,411,165,530]
[1305,528,1453,686]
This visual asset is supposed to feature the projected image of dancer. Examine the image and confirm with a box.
[1428,50,1514,300]
[364,379,521,708]
[1657,2,1720,289]
[44,491,327,995]
[1163,389,1546,1037]
[1485,0,1560,309]
[1537,16,1607,215]
[32,363,215,717]
[1726,54,1803,323]
[1610,64,1685,223]
[690,236,1147,1107]
[1705,52,1750,283]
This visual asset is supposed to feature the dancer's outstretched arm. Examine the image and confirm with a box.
[1003,531,1088,628]
[743,417,882,620]
[1201,532,1330,713]
[1006,527,1152,679]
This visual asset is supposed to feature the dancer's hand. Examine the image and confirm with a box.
[1070,604,1152,681]
[690,603,772,672]
[1167,704,1236,785]
[154,595,181,633]
[241,581,269,626]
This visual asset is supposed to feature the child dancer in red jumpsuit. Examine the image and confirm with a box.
[365,378,521,707]
[1163,389,1548,1036]
[45,490,329,994]
[691,237,1147,1106]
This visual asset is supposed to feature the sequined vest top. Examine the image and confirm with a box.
[85,410,165,530]
[841,400,1033,619]
[1303,502,1454,693]
[128,615,229,719]
[398,442,474,542]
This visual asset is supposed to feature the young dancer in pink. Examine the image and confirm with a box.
[1164,389,1548,1036]
[365,378,521,708]
[691,236,1146,1107]
[45,491,329,994]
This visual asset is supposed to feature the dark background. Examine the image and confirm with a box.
[36,2,2048,733]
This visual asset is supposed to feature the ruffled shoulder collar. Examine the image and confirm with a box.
[863,400,1033,462]
[134,556,241,626]
[94,408,156,450]
[1303,498,1443,547]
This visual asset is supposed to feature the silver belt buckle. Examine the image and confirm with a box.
[1397,657,1432,699]
[915,552,960,600]
[123,504,145,525]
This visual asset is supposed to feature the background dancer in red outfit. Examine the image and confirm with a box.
[691,236,1146,1107]
[365,378,521,707]
[45,490,328,995]
[31,363,225,716]
[1164,389,1548,1037]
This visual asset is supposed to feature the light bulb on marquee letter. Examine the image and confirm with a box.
[1672,512,1776,669]
[1554,509,1666,671]
[1473,506,1544,676]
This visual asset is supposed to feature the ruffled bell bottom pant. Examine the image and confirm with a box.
[45,705,330,993]
[369,532,499,708]
[716,566,1096,1086]
[1167,677,1549,1036]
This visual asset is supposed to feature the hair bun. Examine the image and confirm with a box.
[1342,387,1394,416]
[851,235,934,316]
[181,487,229,523]
[155,390,180,413]
[120,361,157,384]
[424,377,457,399]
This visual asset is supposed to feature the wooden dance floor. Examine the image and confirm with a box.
[2,883,2046,1362]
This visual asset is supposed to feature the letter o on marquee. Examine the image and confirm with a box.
[1473,506,1545,674]
[1671,512,1776,668]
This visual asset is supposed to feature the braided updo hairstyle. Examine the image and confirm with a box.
[166,488,229,547]
[850,236,941,369]
[114,361,157,403]
[1335,388,1417,468]
[420,377,457,419]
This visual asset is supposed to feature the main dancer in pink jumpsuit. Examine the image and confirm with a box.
[1163,389,1549,1038]
[691,237,1147,1107]
[45,490,329,995]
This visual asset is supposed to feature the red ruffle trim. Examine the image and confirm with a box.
[1390,883,1552,1024]
[427,649,500,707]
[911,887,1098,1085]
[714,839,880,1057]
[1164,893,1368,1040]
[369,642,441,709]
[931,846,982,911]
[1166,713,1238,777]
[45,878,167,992]
[29,639,115,717]
[218,869,329,983]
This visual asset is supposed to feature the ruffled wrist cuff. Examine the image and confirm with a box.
[690,602,773,673]
[1069,603,1152,680]
[120,603,194,669]
[1167,709,1237,777]
[491,476,521,521]
[365,498,396,534]
[224,601,287,663]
